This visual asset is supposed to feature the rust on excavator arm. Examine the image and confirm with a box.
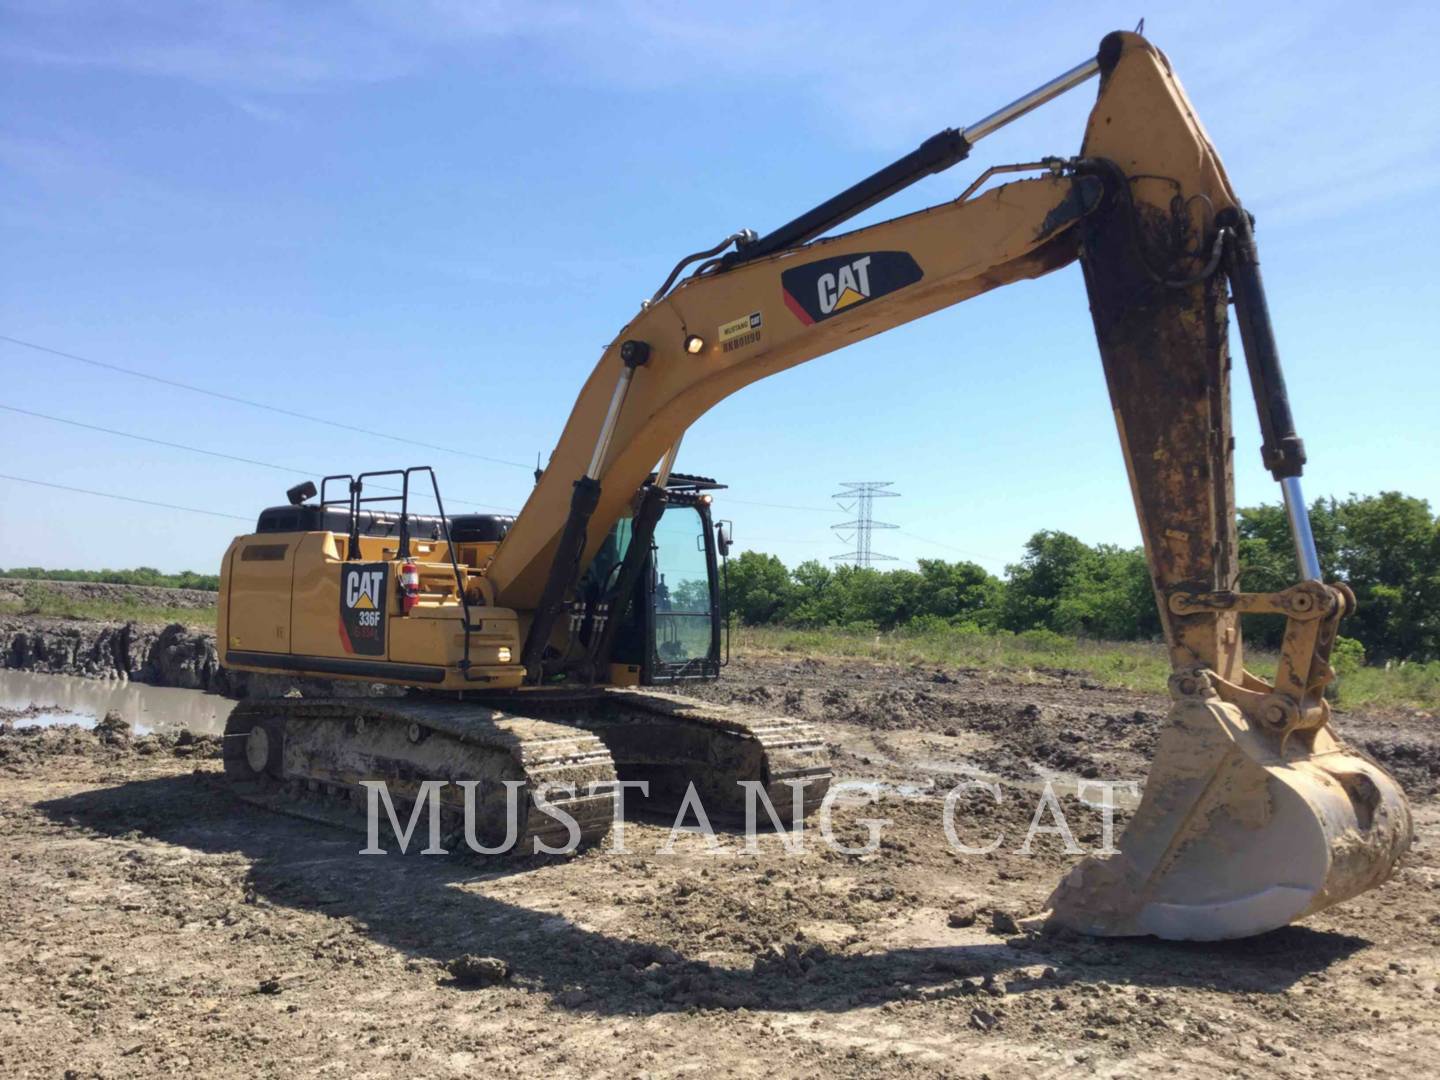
[1077,31,1244,680]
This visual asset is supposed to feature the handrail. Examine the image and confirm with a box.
[321,466,483,682]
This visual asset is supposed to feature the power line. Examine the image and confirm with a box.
[725,497,842,513]
[0,338,986,533]
[0,468,1019,565]
[2,403,309,477]
[0,473,251,521]
[0,334,533,470]
[0,338,901,519]
[0,402,518,513]
[0,398,845,520]
[897,529,1008,567]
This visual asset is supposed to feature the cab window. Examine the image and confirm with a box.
[650,506,713,670]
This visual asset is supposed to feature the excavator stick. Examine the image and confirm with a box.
[1040,32,1411,938]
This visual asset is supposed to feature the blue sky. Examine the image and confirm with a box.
[2,0,1437,576]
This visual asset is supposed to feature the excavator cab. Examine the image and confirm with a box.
[594,473,726,686]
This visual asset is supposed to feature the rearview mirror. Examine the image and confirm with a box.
[716,520,733,557]
[286,480,318,506]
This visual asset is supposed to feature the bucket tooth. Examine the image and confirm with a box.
[1043,683,1412,940]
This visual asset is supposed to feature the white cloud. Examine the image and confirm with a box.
[3,0,1436,224]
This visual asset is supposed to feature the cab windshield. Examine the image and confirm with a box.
[650,504,713,670]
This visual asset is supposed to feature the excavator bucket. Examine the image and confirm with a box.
[1044,673,1412,940]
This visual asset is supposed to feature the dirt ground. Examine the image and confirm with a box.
[2,654,1438,1078]
[0,578,217,611]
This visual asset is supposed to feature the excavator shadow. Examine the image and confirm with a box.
[38,774,1370,1016]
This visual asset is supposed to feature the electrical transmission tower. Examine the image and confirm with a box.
[831,482,900,567]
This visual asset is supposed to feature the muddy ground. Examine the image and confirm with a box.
[2,655,1438,1078]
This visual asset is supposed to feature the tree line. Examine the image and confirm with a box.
[725,492,1440,663]
[1,566,221,591]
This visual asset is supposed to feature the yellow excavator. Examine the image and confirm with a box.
[218,30,1411,940]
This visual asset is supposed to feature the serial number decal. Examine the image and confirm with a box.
[718,310,763,352]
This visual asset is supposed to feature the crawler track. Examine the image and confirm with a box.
[223,698,619,852]
[487,687,834,823]
[222,686,834,849]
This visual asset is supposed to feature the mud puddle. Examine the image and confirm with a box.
[0,669,234,735]
[5,707,156,735]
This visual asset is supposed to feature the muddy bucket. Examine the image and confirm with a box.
[1042,673,1412,940]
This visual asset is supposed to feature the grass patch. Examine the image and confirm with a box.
[0,584,215,629]
[734,623,1175,692]
[1329,660,1440,712]
[1,567,218,590]
[732,623,1440,712]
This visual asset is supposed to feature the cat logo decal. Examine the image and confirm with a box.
[781,251,923,325]
[339,563,388,655]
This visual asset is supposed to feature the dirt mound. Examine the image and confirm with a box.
[1355,733,1440,796]
[1,614,397,701]
[1,616,241,693]
[0,720,222,774]
[0,577,216,609]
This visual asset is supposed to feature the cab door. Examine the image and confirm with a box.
[644,503,721,682]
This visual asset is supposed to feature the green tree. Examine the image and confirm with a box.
[998,531,1091,632]
[668,577,712,612]
[1,566,221,591]
[1331,492,1440,660]
[788,560,843,625]
[1239,493,1440,660]
[914,558,1002,625]
[723,551,795,625]
[1053,544,1159,640]
[694,487,1440,661]
[1237,499,1340,589]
